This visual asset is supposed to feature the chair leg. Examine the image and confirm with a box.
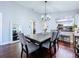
[54,44,56,54]
[26,53,29,58]
[57,41,59,49]
[25,50,29,58]
[49,48,53,58]
[21,49,23,58]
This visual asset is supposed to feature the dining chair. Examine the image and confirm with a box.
[42,30,59,57]
[18,32,39,58]
[56,30,60,49]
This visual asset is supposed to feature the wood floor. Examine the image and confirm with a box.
[0,41,76,58]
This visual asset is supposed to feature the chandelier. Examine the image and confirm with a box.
[41,1,51,21]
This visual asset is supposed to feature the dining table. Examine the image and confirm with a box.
[25,32,57,57]
[25,32,52,47]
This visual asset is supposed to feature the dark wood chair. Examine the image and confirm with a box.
[56,30,60,49]
[18,32,39,58]
[42,30,59,57]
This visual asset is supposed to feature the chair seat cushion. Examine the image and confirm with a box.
[27,42,39,53]
[42,41,54,48]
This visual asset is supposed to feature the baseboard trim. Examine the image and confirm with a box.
[0,40,20,45]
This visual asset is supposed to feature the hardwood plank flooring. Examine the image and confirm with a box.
[0,41,76,58]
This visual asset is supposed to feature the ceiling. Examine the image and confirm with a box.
[16,1,79,14]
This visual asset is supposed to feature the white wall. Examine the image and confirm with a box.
[75,14,79,27]
[0,2,14,45]
[0,13,2,45]
[38,10,79,32]
[1,1,79,45]
[14,2,40,35]
[34,10,79,33]
[35,20,43,33]
[0,1,40,45]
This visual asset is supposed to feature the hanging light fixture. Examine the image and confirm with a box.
[45,1,47,21]
[41,1,51,21]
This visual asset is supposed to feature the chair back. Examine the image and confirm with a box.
[55,30,59,39]
[51,31,58,41]
[18,32,28,45]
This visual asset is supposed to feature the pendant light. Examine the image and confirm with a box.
[41,1,51,21]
